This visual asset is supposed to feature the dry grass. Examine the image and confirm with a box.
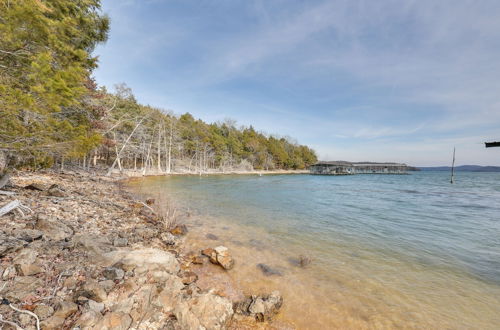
[148,191,181,231]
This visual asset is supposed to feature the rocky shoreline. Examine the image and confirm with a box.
[0,170,284,329]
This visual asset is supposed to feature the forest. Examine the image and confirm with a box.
[0,0,317,173]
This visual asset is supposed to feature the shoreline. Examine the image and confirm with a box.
[0,170,284,329]
[109,168,309,178]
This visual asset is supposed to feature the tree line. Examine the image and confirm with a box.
[0,0,317,173]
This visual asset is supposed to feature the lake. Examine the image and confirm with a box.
[130,171,500,329]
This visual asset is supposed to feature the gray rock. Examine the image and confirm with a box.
[103,267,124,280]
[12,229,43,242]
[88,299,105,313]
[257,263,282,276]
[113,237,128,247]
[98,280,115,293]
[160,232,178,246]
[206,233,219,240]
[0,231,25,257]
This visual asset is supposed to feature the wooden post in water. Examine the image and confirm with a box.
[450,147,456,184]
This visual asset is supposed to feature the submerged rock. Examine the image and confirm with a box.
[288,255,312,268]
[257,263,282,276]
[206,233,219,240]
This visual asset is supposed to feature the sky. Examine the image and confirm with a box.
[93,0,500,166]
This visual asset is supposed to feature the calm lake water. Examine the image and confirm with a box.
[131,172,500,329]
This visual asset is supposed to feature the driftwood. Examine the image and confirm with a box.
[0,200,32,217]
[0,190,15,196]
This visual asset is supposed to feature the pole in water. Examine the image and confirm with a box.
[450,147,456,184]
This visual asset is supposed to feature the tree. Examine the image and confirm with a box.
[0,0,109,167]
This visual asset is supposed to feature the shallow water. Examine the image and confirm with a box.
[130,172,500,329]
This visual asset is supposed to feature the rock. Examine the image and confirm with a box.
[288,255,312,268]
[113,237,128,247]
[134,227,157,240]
[99,280,115,293]
[2,265,16,280]
[257,263,282,276]
[14,248,42,276]
[24,183,45,191]
[18,313,32,328]
[15,263,43,276]
[75,280,108,303]
[73,234,113,257]
[94,311,132,330]
[181,271,198,285]
[47,185,66,197]
[175,292,234,329]
[75,310,103,328]
[0,231,25,257]
[103,267,124,280]
[235,291,283,322]
[215,246,234,270]
[34,304,55,320]
[54,301,78,318]
[201,248,217,264]
[35,216,73,241]
[12,228,43,242]
[206,233,219,240]
[88,299,105,313]
[40,315,66,329]
[170,224,188,236]
[5,276,43,301]
[160,232,178,246]
[103,248,179,274]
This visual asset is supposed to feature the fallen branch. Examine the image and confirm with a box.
[0,190,15,196]
[8,304,40,330]
[0,314,24,330]
[0,200,33,217]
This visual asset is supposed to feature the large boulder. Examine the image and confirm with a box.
[103,248,179,274]
[174,292,234,330]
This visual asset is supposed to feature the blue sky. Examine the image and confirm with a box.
[93,0,500,166]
